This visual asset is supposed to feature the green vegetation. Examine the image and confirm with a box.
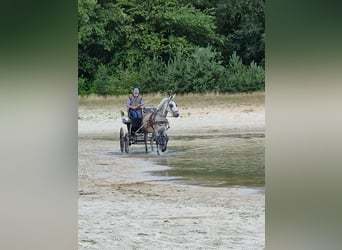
[78,0,264,95]
[78,92,265,110]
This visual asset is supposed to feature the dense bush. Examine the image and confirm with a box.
[81,47,264,95]
[161,48,264,94]
[219,52,265,92]
[161,47,225,93]
[78,77,90,96]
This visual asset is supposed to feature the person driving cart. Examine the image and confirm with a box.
[126,87,144,118]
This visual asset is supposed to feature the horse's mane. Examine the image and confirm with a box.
[157,98,168,110]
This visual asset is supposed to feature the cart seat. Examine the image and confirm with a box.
[122,118,131,125]
[143,107,156,113]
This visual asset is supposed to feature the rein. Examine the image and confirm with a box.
[140,98,176,133]
[146,111,168,129]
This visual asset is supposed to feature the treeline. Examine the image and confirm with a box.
[78,0,264,95]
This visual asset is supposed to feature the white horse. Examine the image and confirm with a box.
[142,94,179,154]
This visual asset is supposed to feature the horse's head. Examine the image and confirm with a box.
[157,128,169,152]
[168,94,179,118]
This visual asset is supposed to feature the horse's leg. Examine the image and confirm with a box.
[144,132,148,153]
[156,134,160,155]
[156,142,160,155]
[150,134,154,152]
[165,134,169,152]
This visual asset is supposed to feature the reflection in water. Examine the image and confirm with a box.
[147,133,265,188]
[120,133,264,188]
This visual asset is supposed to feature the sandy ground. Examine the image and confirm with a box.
[78,99,265,249]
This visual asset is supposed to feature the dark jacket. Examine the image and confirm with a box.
[126,95,144,110]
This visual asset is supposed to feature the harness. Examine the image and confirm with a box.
[134,99,171,134]
[145,112,169,132]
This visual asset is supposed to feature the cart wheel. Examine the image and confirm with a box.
[124,134,130,153]
[119,128,124,153]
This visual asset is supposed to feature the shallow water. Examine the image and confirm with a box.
[122,133,264,189]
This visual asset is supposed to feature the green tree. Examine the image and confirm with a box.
[163,46,225,93]
[78,0,265,95]
[215,0,265,66]
[220,52,264,92]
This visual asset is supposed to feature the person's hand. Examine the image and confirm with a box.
[131,105,136,110]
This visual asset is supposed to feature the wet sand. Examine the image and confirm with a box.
[78,97,265,249]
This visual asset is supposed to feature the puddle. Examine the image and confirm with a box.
[121,133,265,189]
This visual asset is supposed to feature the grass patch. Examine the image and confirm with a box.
[78,92,264,110]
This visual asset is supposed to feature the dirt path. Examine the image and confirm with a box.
[78,97,265,249]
